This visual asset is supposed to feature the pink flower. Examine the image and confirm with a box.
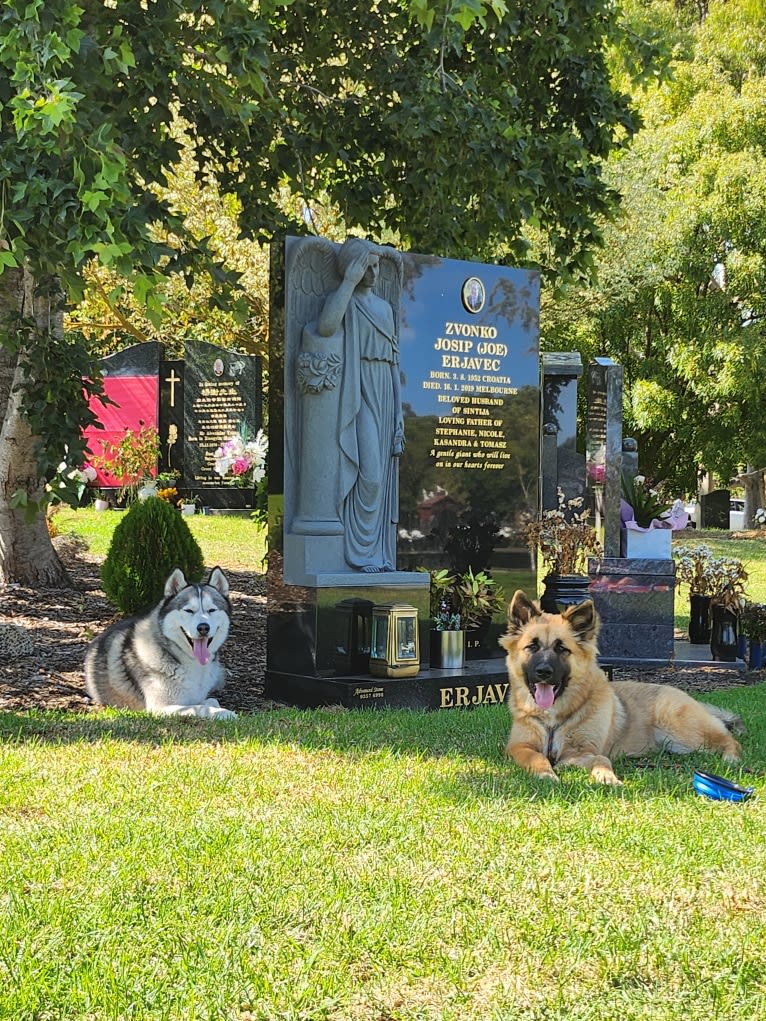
[232,458,251,477]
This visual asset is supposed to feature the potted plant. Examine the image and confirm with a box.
[92,424,161,506]
[451,566,506,659]
[708,558,748,662]
[620,474,687,559]
[417,566,505,666]
[522,487,602,612]
[739,601,766,669]
[178,494,201,517]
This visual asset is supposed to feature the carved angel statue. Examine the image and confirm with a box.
[285,236,404,573]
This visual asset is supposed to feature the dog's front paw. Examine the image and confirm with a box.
[536,767,560,782]
[212,707,237,720]
[201,700,236,720]
[591,765,623,786]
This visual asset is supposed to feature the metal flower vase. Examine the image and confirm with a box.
[430,630,465,670]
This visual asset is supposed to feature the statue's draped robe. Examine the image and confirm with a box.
[338,292,399,571]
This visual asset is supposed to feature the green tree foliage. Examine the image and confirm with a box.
[0,0,651,582]
[543,0,766,497]
[0,0,648,296]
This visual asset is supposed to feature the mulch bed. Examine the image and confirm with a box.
[0,536,763,714]
[0,536,268,714]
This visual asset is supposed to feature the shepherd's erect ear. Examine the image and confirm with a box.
[562,599,599,643]
[506,589,542,635]
[207,566,229,598]
[164,568,187,597]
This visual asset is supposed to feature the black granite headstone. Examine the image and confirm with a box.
[589,556,675,667]
[88,340,262,507]
[700,489,730,530]
[541,352,585,511]
[182,339,262,490]
[586,359,623,557]
[266,238,540,708]
[395,252,540,657]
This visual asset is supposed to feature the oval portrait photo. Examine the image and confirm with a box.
[462,276,485,314]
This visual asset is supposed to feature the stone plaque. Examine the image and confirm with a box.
[182,339,262,486]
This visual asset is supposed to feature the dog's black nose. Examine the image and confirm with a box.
[196,622,210,637]
[534,663,554,681]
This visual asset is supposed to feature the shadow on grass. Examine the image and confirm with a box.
[2,689,762,806]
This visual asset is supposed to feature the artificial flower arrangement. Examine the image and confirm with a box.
[151,471,180,505]
[620,474,688,532]
[418,566,505,631]
[213,426,268,488]
[672,542,748,608]
[48,460,98,507]
[157,486,178,504]
[522,487,602,577]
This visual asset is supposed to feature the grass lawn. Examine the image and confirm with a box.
[0,511,763,1019]
[51,505,267,569]
[1,695,765,1021]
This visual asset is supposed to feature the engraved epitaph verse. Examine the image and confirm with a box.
[183,339,261,485]
[425,325,518,470]
[187,379,248,483]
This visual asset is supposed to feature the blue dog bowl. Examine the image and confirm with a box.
[693,770,754,803]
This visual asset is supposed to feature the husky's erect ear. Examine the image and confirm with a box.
[164,568,188,597]
[562,599,599,643]
[207,566,229,598]
[505,590,542,636]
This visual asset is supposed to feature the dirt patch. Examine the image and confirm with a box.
[1,536,762,714]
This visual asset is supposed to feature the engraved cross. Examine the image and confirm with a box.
[164,369,181,408]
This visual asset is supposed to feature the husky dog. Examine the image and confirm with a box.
[84,567,235,719]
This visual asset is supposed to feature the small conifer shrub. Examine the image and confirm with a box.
[101,497,205,614]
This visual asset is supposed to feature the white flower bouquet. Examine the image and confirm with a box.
[213,427,268,489]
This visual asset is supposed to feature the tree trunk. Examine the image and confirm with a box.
[0,266,69,586]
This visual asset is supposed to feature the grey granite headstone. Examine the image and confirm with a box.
[586,359,623,558]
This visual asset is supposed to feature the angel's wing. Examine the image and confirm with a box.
[286,237,339,343]
[284,237,341,513]
[375,246,404,342]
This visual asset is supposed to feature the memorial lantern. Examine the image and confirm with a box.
[369,603,420,678]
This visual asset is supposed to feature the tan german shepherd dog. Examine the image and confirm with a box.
[499,590,743,785]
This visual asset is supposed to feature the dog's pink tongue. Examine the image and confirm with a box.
[534,683,555,709]
[193,638,210,666]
